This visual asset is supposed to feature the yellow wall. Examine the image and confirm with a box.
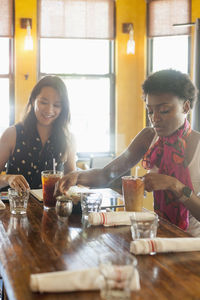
[15,0,37,122]
[115,0,146,154]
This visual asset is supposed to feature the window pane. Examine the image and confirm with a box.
[0,79,9,135]
[63,77,110,153]
[152,36,188,73]
[0,38,9,74]
[40,39,109,74]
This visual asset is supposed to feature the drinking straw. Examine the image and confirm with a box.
[135,166,140,178]
[53,158,56,174]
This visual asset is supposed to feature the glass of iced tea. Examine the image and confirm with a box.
[41,170,63,210]
[122,176,144,212]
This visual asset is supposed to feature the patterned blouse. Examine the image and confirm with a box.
[6,123,81,214]
[6,123,64,189]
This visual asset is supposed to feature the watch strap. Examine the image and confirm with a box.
[178,186,193,204]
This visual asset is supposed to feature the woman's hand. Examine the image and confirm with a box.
[58,171,80,194]
[143,173,184,196]
[7,174,30,192]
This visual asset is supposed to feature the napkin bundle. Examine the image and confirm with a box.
[130,237,200,255]
[88,211,155,227]
[30,267,140,293]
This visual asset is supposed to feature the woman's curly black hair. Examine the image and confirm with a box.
[142,69,198,108]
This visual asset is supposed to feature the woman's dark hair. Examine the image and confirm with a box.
[142,69,197,108]
[22,76,71,161]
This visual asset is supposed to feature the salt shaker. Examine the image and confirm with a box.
[56,195,73,221]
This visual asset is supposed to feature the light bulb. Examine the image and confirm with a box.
[127,39,135,54]
[24,21,33,50]
[127,26,135,55]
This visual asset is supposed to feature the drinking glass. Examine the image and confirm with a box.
[8,188,29,215]
[81,192,102,214]
[130,211,159,240]
[81,192,102,225]
[122,176,144,212]
[41,170,63,209]
[99,252,137,300]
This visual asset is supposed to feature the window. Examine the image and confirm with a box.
[149,35,189,73]
[147,0,191,74]
[40,38,114,153]
[38,0,115,155]
[0,0,14,136]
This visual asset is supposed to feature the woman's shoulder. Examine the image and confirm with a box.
[0,125,16,140]
[186,129,200,164]
[141,127,155,135]
[191,129,200,140]
[128,127,156,154]
[0,125,17,154]
[189,130,200,145]
[135,127,156,143]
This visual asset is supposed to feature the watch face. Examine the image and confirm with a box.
[183,186,192,198]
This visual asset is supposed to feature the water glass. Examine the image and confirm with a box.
[8,188,29,215]
[81,192,102,218]
[130,211,159,240]
[99,252,137,300]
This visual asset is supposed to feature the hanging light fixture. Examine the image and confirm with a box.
[20,18,33,51]
[122,23,135,55]
[127,24,135,55]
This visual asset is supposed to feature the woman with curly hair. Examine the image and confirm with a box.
[59,69,200,236]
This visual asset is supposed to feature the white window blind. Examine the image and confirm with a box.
[147,0,191,37]
[38,0,115,39]
[0,0,13,37]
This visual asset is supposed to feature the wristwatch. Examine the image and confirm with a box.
[178,186,193,203]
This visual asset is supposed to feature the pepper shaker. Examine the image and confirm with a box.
[56,195,73,221]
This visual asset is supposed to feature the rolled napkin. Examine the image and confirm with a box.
[130,237,200,255]
[30,267,140,293]
[88,211,155,227]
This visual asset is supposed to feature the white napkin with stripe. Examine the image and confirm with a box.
[130,237,200,255]
[88,211,155,227]
[30,267,140,293]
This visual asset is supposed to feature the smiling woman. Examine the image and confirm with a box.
[0,76,77,205]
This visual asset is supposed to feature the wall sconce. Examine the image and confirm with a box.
[122,23,135,55]
[20,18,33,51]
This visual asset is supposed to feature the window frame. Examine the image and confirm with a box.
[0,38,15,130]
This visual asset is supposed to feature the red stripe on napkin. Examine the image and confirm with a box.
[148,240,156,253]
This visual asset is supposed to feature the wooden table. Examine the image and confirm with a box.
[0,194,200,300]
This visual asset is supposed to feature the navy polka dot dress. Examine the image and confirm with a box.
[6,123,64,189]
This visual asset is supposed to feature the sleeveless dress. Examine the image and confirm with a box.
[6,123,81,214]
[6,123,64,189]
[150,133,200,237]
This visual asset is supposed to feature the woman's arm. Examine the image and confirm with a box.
[144,173,200,222]
[59,127,155,193]
[0,127,30,191]
[63,134,77,174]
